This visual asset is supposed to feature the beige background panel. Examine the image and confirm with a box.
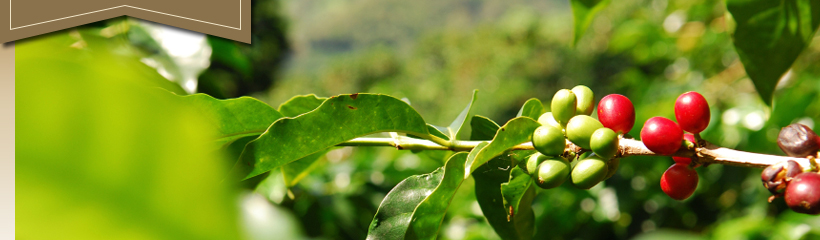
[2,0,250,43]
[0,43,14,238]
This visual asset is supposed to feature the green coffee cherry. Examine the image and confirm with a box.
[572,85,594,115]
[605,158,620,180]
[590,128,619,159]
[566,115,604,149]
[551,89,577,125]
[526,153,547,175]
[537,112,562,129]
[535,156,571,189]
[571,154,608,189]
[532,125,565,156]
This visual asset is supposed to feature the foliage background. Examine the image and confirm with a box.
[16,0,820,239]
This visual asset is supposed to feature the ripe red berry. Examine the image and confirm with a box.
[597,94,635,134]
[672,134,696,165]
[660,163,699,200]
[675,92,710,134]
[784,172,820,215]
[641,117,683,155]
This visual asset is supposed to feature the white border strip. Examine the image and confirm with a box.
[10,3,241,30]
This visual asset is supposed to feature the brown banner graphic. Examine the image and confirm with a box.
[2,0,250,43]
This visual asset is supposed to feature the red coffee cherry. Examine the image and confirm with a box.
[660,163,699,200]
[672,134,696,165]
[597,94,635,134]
[674,92,710,134]
[640,117,683,155]
[761,160,802,195]
[784,172,820,215]
[777,123,820,158]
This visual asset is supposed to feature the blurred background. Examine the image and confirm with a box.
[16,0,820,239]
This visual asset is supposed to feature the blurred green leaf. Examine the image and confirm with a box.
[465,117,541,176]
[501,166,534,216]
[726,0,820,104]
[446,89,479,140]
[367,152,469,240]
[277,94,328,117]
[516,98,544,120]
[173,93,283,148]
[570,0,611,46]
[17,31,240,239]
[631,229,706,240]
[238,94,431,179]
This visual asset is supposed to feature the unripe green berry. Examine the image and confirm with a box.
[535,156,571,189]
[537,112,562,129]
[571,85,594,115]
[571,154,608,189]
[551,89,577,125]
[604,158,620,180]
[533,125,566,156]
[526,153,547,175]
[566,115,604,149]
[590,128,619,159]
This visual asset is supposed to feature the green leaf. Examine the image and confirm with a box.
[516,98,545,120]
[726,0,820,104]
[473,157,535,240]
[465,117,542,177]
[276,94,331,186]
[367,152,469,240]
[427,124,451,141]
[238,94,431,179]
[501,166,534,216]
[172,93,283,147]
[281,150,328,187]
[446,89,479,140]
[278,94,328,117]
[470,115,501,141]
[570,0,612,46]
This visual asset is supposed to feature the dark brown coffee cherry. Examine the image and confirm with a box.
[777,123,820,158]
[784,172,820,215]
[761,160,802,194]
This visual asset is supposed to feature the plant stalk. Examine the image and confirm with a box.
[337,136,814,170]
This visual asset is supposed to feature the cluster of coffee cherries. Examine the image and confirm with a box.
[639,92,710,200]
[526,85,635,190]
[761,123,820,215]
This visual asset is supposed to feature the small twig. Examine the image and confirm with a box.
[337,137,815,170]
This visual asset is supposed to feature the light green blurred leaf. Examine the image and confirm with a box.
[726,0,820,104]
[17,31,240,239]
[367,152,469,240]
[238,94,432,179]
[571,0,612,46]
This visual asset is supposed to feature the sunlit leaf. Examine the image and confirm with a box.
[570,0,612,46]
[726,0,820,104]
[465,117,541,177]
[238,94,431,179]
[516,98,544,120]
[446,89,479,140]
[276,94,331,186]
[367,152,469,240]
